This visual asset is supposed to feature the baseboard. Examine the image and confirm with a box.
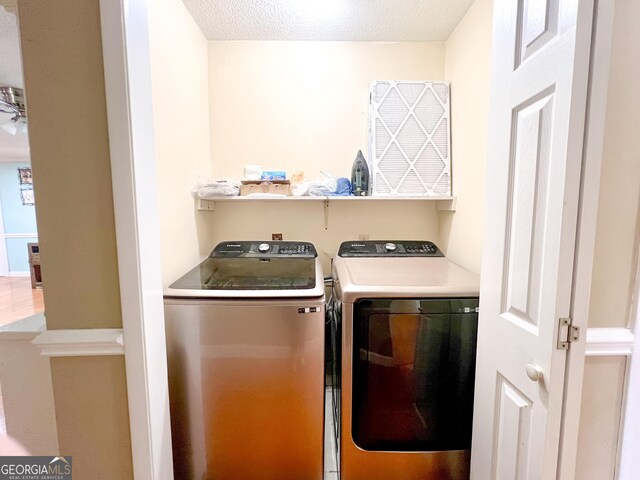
[9,271,31,277]
[32,329,124,357]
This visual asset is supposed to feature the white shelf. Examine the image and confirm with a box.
[196,195,456,211]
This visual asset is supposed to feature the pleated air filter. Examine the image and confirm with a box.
[370,81,451,196]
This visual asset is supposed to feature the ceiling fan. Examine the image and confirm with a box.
[0,86,27,135]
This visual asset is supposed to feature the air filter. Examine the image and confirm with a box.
[370,81,450,196]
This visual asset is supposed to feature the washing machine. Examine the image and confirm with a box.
[164,241,325,480]
[330,240,480,480]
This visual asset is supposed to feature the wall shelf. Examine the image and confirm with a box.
[196,195,457,212]
[196,196,456,230]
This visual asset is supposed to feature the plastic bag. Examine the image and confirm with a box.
[191,177,240,198]
[308,171,337,197]
[289,170,309,197]
[292,182,310,197]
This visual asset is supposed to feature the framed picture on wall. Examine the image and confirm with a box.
[18,167,33,185]
[20,188,35,206]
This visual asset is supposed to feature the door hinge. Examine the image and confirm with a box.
[557,317,580,350]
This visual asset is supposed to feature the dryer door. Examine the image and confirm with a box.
[352,298,479,452]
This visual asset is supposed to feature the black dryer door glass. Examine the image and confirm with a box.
[352,298,479,452]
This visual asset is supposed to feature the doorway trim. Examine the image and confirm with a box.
[617,284,640,479]
[99,0,173,478]
[556,0,620,478]
[0,196,9,276]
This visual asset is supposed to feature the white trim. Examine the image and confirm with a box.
[3,233,38,239]
[0,312,46,336]
[557,1,615,479]
[584,328,635,356]
[32,329,124,356]
[100,0,173,479]
[0,331,40,341]
[197,196,458,213]
[8,271,30,277]
[617,261,640,479]
[0,196,8,276]
[0,149,29,161]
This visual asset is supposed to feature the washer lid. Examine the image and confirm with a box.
[164,241,323,298]
[334,256,479,302]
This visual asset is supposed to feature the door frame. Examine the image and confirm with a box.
[617,275,640,479]
[99,0,173,478]
[556,0,616,478]
[97,0,617,479]
[0,196,9,276]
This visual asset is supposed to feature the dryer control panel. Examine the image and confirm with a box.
[338,240,444,257]
[211,241,317,258]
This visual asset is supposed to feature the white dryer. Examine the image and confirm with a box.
[330,240,480,480]
[164,241,325,480]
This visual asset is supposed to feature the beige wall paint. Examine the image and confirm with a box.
[439,0,493,274]
[18,0,133,477]
[588,0,640,329]
[207,201,440,274]
[150,0,214,286]
[18,0,122,331]
[575,356,626,480]
[204,41,446,267]
[50,357,133,479]
[209,41,445,179]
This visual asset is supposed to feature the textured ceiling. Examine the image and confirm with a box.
[0,6,22,88]
[181,0,475,41]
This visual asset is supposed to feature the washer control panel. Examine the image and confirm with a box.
[338,240,443,257]
[211,241,317,258]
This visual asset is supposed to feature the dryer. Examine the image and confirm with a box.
[164,241,325,480]
[330,240,480,480]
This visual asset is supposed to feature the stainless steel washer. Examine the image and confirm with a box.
[331,240,480,480]
[164,241,325,480]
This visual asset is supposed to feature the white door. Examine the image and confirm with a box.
[471,1,594,479]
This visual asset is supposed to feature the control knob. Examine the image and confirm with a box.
[258,243,270,253]
[384,242,397,252]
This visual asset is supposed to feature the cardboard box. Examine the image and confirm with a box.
[240,181,292,196]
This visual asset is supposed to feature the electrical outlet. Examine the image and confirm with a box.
[272,233,283,241]
[358,233,370,241]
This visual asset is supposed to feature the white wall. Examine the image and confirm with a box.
[438,0,493,274]
[588,0,640,329]
[149,0,213,286]
[206,41,447,269]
